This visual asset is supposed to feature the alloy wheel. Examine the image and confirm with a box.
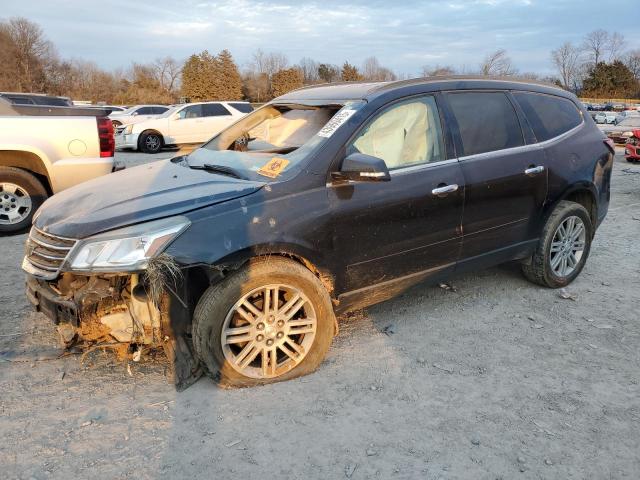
[549,215,586,277]
[221,284,317,379]
[145,135,160,150]
[0,182,32,225]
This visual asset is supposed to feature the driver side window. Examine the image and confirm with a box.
[178,105,202,119]
[347,96,445,169]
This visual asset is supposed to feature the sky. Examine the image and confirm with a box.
[3,0,639,77]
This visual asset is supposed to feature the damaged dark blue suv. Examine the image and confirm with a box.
[23,77,614,389]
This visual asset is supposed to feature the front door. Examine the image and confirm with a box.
[169,104,204,144]
[328,95,465,293]
[444,91,548,262]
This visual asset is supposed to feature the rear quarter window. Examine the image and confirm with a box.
[514,92,582,142]
[228,103,254,114]
[447,91,524,156]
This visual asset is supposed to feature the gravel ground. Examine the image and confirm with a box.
[1,149,639,480]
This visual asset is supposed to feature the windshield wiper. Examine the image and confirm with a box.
[191,163,246,180]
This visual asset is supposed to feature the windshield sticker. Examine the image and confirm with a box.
[316,109,357,138]
[257,157,290,178]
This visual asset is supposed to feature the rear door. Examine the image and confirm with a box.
[135,106,156,121]
[199,103,234,142]
[444,91,548,264]
[328,94,465,292]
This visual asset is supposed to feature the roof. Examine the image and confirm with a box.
[275,76,571,104]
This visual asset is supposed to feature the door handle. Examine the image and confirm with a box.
[431,184,459,196]
[524,165,545,176]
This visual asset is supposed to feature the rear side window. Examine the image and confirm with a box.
[136,107,154,115]
[514,92,582,142]
[229,102,254,113]
[447,92,524,156]
[203,103,231,116]
[153,106,169,114]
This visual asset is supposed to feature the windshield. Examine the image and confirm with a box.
[185,102,364,181]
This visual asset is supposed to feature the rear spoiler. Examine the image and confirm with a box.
[0,98,111,117]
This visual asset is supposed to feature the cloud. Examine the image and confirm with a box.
[2,0,639,76]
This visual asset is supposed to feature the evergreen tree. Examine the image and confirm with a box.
[217,49,243,100]
[271,68,304,97]
[341,62,363,81]
[582,61,638,98]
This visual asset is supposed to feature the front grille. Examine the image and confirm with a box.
[23,227,77,279]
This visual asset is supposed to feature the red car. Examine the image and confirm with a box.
[625,129,640,163]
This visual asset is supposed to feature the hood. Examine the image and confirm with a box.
[35,159,265,238]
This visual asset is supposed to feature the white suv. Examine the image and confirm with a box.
[115,101,253,153]
[109,105,170,128]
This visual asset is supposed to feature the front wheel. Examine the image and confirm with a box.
[0,167,48,234]
[193,257,336,387]
[522,200,593,288]
[139,132,163,154]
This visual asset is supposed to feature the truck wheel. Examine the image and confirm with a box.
[193,257,336,387]
[522,200,592,288]
[139,132,163,154]
[0,167,48,234]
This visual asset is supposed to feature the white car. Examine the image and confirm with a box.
[594,112,617,124]
[614,110,640,125]
[109,105,170,128]
[115,101,253,153]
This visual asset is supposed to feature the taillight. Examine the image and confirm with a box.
[603,138,615,155]
[97,116,115,158]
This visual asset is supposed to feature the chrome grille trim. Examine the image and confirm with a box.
[22,227,78,279]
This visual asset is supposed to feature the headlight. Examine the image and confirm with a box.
[124,124,134,134]
[67,216,190,272]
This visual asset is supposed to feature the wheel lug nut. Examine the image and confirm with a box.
[266,339,274,346]
[257,323,265,330]
[276,332,284,339]
[256,334,264,341]
[277,320,284,327]
[268,315,275,323]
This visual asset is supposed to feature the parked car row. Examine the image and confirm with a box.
[21,77,614,388]
[114,101,253,153]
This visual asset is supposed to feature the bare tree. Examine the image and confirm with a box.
[480,49,516,76]
[551,42,582,91]
[606,32,626,62]
[250,49,288,77]
[582,29,609,66]
[153,56,182,94]
[3,17,55,92]
[421,65,456,77]
[625,49,640,81]
[297,57,319,84]
[361,57,396,81]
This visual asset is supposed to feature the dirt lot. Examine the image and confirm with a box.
[1,149,639,480]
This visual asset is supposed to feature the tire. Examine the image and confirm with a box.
[139,131,163,154]
[193,257,336,387]
[522,200,593,288]
[0,166,48,234]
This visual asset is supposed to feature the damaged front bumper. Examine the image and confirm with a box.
[24,270,202,389]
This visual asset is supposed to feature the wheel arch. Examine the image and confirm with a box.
[547,183,598,228]
[0,149,52,194]
[205,243,336,298]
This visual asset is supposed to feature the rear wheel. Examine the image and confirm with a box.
[0,167,48,234]
[522,201,592,288]
[139,131,163,154]
[193,257,335,387]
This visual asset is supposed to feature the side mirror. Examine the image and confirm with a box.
[332,152,391,182]
[172,113,181,120]
[131,111,138,116]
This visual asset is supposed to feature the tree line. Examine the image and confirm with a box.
[1,17,638,105]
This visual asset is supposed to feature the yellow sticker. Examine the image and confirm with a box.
[257,157,290,178]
